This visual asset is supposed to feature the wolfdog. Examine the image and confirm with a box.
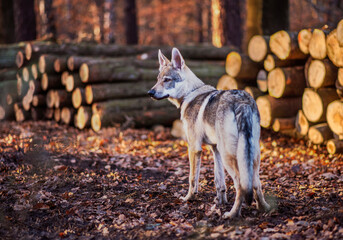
[148,48,270,218]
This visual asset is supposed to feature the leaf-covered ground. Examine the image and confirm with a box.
[0,121,342,239]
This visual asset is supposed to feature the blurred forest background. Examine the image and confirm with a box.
[0,0,343,52]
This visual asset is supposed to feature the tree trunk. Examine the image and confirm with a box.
[272,117,296,132]
[91,107,179,132]
[327,139,343,154]
[267,66,306,98]
[308,123,333,145]
[326,30,343,67]
[0,0,15,44]
[263,54,306,72]
[308,29,327,60]
[308,59,337,89]
[326,100,343,137]
[248,35,270,62]
[256,69,268,92]
[262,0,288,35]
[298,29,312,55]
[72,88,87,109]
[225,51,260,78]
[302,88,339,123]
[256,95,302,128]
[124,0,138,45]
[13,0,36,42]
[295,109,312,136]
[269,31,307,60]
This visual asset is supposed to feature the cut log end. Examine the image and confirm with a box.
[91,114,101,132]
[16,51,24,68]
[296,110,310,136]
[85,85,93,104]
[309,29,327,60]
[327,100,343,136]
[308,123,333,145]
[327,139,343,154]
[298,29,312,54]
[79,63,89,82]
[256,96,272,128]
[226,52,242,77]
[72,88,83,109]
[248,35,268,62]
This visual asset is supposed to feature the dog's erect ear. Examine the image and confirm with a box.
[158,49,170,71]
[171,48,185,70]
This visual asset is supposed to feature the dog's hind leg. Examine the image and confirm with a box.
[253,154,271,212]
[180,149,202,201]
[210,145,228,205]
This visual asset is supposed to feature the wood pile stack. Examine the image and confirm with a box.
[240,19,343,154]
[0,42,229,132]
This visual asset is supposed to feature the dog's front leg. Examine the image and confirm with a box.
[180,149,202,201]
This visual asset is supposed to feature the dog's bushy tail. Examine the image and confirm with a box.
[235,104,254,205]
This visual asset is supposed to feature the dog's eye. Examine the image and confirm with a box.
[163,77,172,82]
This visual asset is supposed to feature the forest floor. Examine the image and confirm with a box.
[0,121,342,239]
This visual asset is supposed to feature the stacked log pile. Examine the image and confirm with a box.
[242,19,343,154]
[0,42,229,132]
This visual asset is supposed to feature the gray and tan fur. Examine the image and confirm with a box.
[148,48,270,218]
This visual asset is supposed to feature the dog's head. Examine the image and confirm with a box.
[148,48,187,101]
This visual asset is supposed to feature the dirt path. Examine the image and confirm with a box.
[0,121,342,239]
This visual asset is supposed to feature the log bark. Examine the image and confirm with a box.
[263,54,306,72]
[326,100,343,137]
[54,90,72,108]
[295,110,313,136]
[269,31,307,60]
[217,75,245,90]
[302,88,339,123]
[72,88,87,109]
[66,73,83,92]
[75,106,92,130]
[256,95,302,128]
[247,35,270,62]
[31,107,46,121]
[338,19,343,47]
[91,107,179,132]
[256,69,268,92]
[32,94,46,107]
[244,86,264,100]
[327,139,343,154]
[308,29,327,60]
[272,117,296,132]
[85,80,155,104]
[61,107,75,125]
[38,54,58,73]
[308,123,333,144]
[0,68,17,81]
[41,73,62,91]
[92,97,171,116]
[298,29,312,55]
[225,51,260,78]
[308,59,337,89]
[326,30,343,67]
[54,57,68,73]
[267,66,306,98]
